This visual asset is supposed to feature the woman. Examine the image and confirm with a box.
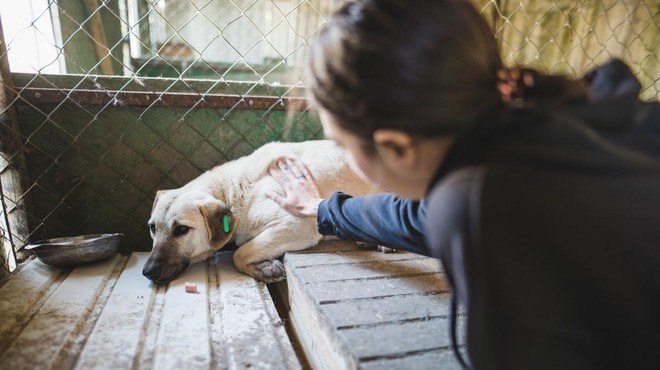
[267,0,660,368]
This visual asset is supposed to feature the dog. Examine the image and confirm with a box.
[142,140,376,284]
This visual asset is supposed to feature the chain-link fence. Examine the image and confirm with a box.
[0,0,658,275]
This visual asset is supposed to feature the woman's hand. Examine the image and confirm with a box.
[266,159,324,218]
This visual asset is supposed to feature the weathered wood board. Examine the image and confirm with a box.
[2,241,466,370]
[284,241,465,370]
[0,251,300,370]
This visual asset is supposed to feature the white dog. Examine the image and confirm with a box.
[143,140,376,283]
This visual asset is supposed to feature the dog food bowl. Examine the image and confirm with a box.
[24,233,123,267]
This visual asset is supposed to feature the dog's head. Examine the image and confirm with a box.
[142,189,236,284]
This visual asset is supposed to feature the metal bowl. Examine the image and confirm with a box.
[24,233,123,267]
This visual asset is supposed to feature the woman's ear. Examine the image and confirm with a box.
[372,129,418,169]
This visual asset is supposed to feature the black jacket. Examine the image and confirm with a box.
[425,60,660,369]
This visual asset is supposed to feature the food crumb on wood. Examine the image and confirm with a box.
[185,282,198,293]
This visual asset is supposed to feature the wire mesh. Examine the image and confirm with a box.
[0,0,658,273]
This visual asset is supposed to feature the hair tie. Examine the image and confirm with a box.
[497,67,535,109]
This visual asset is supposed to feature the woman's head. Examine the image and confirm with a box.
[308,0,502,198]
[309,0,502,138]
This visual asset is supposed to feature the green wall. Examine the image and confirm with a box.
[14,75,321,253]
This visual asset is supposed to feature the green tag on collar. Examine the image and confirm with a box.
[223,215,230,233]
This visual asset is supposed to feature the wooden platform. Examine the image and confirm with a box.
[281,241,464,370]
[0,252,300,370]
[0,241,464,369]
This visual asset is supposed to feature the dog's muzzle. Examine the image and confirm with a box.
[142,255,190,284]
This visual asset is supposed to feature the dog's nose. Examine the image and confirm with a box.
[142,259,168,282]
[142,263,160,280]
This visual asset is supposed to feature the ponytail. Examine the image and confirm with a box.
[497,67,589,110]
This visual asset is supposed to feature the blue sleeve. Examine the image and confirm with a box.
[316,192,429,255]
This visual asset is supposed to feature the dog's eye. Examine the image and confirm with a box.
[173,225,190,237]
[149,223,156,234]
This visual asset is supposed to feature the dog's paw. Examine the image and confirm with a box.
[252,259,286,283]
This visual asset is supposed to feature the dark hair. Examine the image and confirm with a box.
[308,0,503,142]
[308,0,588,145]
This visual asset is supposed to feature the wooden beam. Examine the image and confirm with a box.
[83,0,115,75]
[0,16,35,269]
[19,86,309,110]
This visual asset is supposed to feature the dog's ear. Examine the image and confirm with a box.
[151,190,171,214]
[199,201,235,250]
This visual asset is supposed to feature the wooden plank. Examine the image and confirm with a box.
[0,261,67,352]
[284,243,462,370]
[320,293,452,328]
[83,0,115,75]
[56,0,99,74]
[360,349,464,370]
[213,251,301,370]
[293,258,443,284]
[151,259,212,370]
[287,266,356,370]
[137,251,301,370]
[339,319,455,359]
[74,253,156,369]
[307,274,450,303]
[1,251,302,369]
[0,255,122,369]
[286,249,429,267]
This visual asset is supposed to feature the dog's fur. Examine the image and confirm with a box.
[143,140,376,283]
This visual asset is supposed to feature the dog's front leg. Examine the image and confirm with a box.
[232,227,319,283]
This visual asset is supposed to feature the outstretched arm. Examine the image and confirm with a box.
[318,192,428,255]
[266,160,428,255]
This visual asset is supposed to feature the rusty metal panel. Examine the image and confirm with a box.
[19,87,308,111]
